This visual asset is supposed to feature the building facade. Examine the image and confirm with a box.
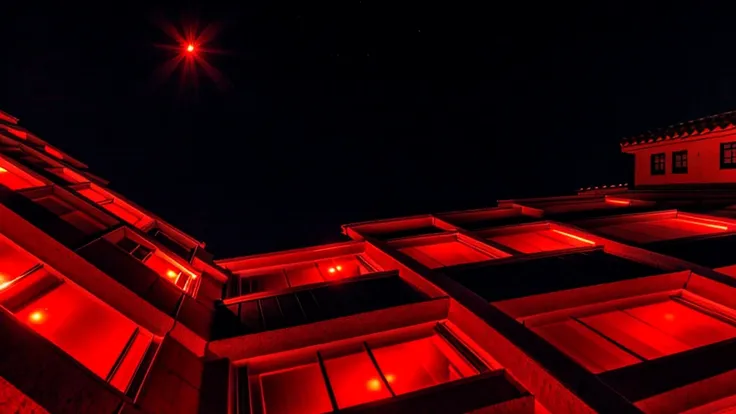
[4,109,736,413]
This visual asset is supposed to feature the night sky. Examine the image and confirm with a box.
[3,4,736,258]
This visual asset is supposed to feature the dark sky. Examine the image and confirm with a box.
[3,4,736,258]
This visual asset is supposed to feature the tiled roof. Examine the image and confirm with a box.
[621,110,736,147]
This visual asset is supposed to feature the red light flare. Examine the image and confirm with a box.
[152,19,230,90]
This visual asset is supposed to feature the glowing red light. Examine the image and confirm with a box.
[336,265,343,271]
[166,270,178,279]
[29,310,45,324]
[187,44,194,53]
[367,378,382,391]
[0,167,6,173]
[551,229,596,245]
[328,267,336,274]
[664,313,674,321]
[606,198,631,205]
[385,374,395,383]
[677,218,728,231]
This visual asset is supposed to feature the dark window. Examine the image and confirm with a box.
[650,153,665,175]
[672,151,688,174]
[722,142,736,169]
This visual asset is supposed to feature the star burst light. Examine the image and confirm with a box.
[153,19,229,90]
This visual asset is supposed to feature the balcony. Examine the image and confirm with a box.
[77,228,201,315]
[438,207,537,231]
[342,215,452,241]
[216,273,430,339]
[493,268,736,413]
[72,182,153,229]
[476,222,596,254]
[389,233,508,269]
[445,249,665,303]
[577,210,732,245]
[0,234,156,397]
[247,322,530,413]
[221,241,390,298]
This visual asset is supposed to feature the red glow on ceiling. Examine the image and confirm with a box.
[676,218,728,231]
[551,229,596,245]
[29,310,46,324]
[366,378,382,391]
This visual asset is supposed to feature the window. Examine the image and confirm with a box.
[252,324,485,412]
[672,150,688,174]
[722,142,736,169]
[650,153,665,175]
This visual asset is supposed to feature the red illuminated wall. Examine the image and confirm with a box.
[628,130,736,187]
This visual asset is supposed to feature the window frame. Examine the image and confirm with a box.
[650,153,666,175]
[672,150,688,174]
[721,142,736,169]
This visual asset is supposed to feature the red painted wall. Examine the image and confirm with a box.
[629,131,736,186]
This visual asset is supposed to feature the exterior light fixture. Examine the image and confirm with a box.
[367,378,382,391]
[29,310,46,324]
